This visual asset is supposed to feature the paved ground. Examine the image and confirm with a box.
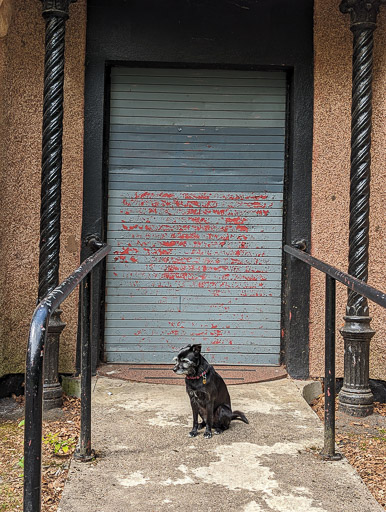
[58,377,383,512]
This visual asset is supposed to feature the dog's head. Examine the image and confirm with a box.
[172,344,201,376]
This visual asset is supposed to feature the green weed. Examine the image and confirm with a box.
[43,432,76,455]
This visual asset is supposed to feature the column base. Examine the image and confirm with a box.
[339,314,375,417]
[43,309,65,410]
[338,387,374,417]
[43,381,63,410]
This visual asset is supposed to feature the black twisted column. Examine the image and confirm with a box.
[39,0,76,410]
[338,0,384,417]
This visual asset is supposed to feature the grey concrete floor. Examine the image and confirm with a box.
[58,377,383,512]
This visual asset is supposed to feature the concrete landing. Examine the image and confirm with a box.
[58,377,382,512]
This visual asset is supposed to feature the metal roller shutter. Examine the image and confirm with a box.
[105,67,286,365]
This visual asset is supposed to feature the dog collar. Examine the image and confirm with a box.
[186,371,207,384]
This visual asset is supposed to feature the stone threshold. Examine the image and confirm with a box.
[97,363,287,385]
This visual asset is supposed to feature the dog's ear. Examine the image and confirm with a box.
[178,344,191,355]
[192,344,202,354]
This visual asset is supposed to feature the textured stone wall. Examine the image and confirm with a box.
[311,0,385,379]
[0,0,86,377]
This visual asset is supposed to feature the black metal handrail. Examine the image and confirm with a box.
[23,241,110,512]
[284,244,386,460]
[284,245,386,309]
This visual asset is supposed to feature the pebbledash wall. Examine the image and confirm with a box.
[0,0,384,380]
[311,0,385,380]
[0,0,87,377]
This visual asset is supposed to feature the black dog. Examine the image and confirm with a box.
[173,344,249,438]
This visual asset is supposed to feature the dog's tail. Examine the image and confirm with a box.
[231,410,249,424]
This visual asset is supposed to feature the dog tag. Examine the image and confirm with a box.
[203,374,207,385]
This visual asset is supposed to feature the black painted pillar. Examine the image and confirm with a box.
[338,0,384,417]
[39,0,76,410]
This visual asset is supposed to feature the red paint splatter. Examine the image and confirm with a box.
[189,217,209,224]
[182,193,211,201]
[226,217,246,225]
[179,233,200,239]
[136,192,153,198]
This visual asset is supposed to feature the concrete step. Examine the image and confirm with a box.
[58,378,382,512]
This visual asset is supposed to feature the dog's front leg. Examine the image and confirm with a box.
[204,401,214,439]
[189,401,199,437]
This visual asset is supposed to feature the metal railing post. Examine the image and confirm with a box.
[320,275,342,460]
[24,307,49,512]
[23,243,110,512]
[74,273,94,461]
[283,244,385,462]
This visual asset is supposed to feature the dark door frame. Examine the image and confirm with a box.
[79,0,314,379]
